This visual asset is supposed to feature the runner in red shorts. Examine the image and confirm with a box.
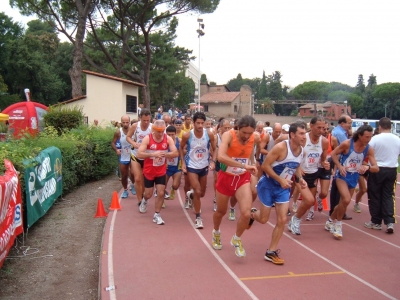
[212,115,259,258]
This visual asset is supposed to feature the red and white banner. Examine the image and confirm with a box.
[0,159,23,268]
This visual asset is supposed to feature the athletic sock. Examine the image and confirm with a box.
[196,213,201,219]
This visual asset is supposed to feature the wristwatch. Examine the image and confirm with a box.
[295,175,303,183]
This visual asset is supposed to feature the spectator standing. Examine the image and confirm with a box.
[365,117,400,233]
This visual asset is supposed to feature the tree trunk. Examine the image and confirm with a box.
[69,15,86,98]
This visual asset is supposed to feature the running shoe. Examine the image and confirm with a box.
[162,201,166,209]
[325,220,334,232]
[164,190,170,199]
[316,196,323,212]
[247,208,257,229]
[212,230,222,250]
[121,189,129,198]
[170,188,175,200]
[184,196,190,209]
[139,198,147,213]
[230,235,246,258]
[332,223,343,239]
[306,211,314,221]
[354,203,361,213]
[154,190,157,197]
[186,190,194,209]
[386,223,395,234]
[195,217,203,229]
[364,221,382,230]
[288,215,301,235]
[213,197,217,212]
[130,184,136,195]
[228,208,236,221]
[153,213,165,225]
[264,249,284,265]
[292,201,298,213]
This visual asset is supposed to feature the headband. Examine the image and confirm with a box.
[153,126,166,132]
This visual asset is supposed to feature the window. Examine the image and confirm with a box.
[204,105,208,112]
[303,108,306,113]
[126,95,137,113]
[234,105,237,112]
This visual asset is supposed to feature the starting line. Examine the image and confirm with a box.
[240,270,345,281]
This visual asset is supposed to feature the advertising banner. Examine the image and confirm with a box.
[0,160,23,268]
[24,147,62,228]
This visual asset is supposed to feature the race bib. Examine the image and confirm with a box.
[121,145,131,162]
[167,157,179,166]
[279,167,295,180]
[225,158,248,175]
[153,157,166,166]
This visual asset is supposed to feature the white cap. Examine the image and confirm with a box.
[282,124,290,132]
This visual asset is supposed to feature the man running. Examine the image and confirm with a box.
[288,116,330,230]
[111,115,134,198]
[180,112,216,229]
[127,109,152,206]
[327,125,379,239]
[250,121,307,264]
[136,120,178,224]
[165,125,182,200]
[212,116,259,258]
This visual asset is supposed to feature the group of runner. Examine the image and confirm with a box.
[111,111,399,265]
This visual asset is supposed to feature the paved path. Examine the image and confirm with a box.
[100,173,400,300]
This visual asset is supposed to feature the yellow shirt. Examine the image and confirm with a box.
[182,123,192,133]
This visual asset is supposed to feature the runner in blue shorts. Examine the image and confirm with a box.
[250,121,308,265]
[165,126,182,200]
[328,125,379,239]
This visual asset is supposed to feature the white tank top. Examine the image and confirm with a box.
[301,133,323,174]
[269,140,304,183]
[120,128,132,162]
[185,129,210,169]
[131,121,152,158]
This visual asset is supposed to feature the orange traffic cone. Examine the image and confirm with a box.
[109,191,121,210]
[322,198,329,211]
[94,198,108,218]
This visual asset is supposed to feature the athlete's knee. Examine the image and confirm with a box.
[276,214,287,226]
[319,191,328,199]
[158,189,165,198]
[240,210,251,220]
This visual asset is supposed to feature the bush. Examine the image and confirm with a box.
[43,105,85,134]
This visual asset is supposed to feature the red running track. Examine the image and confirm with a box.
[99,172,400,300]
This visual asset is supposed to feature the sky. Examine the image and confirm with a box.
[3,0,400,89]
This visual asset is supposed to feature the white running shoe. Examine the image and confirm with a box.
[288,215,301,235]
[316,196,323,212]
[153,213,165,225]
[184,196,190,209]
[230,235,246,257]
[325,220,334,232]
[139,198,147,213]
[212,230,222,250]
[306,211,314,221]
[195,217,203,229]
[186,190,194,209]
[333,223,343,239]
[228,208,236,221]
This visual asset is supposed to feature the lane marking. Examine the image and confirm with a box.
[177,190,259,300]
[271,221,397,300]
[240,271,345,280]
[107,203,119,300]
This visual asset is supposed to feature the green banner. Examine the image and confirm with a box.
[24,146,63,228]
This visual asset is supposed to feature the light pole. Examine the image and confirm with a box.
[197,18,205,112]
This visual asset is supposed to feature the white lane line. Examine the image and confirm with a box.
[319,211,400,249]
[271,222,397,300]
[177,191,259,300]
[107,207,118,300]
[350,199,400,218]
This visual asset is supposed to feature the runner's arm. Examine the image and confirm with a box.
[136,136,151,159]
[259,133,270,156]
[111,130,121,154]
[126,123,138,148]
[364,147,379,173]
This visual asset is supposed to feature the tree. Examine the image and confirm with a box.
[84,0,219,108]
[373,83,400,119]
[11,0,98,98]
[200,73,208,84]
[227,73,244,91]
[293,81,330,100]
[355,74,365,94]
[258,70,268,99]
[174,74,195,109]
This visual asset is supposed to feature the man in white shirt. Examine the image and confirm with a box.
[365,117,400,233]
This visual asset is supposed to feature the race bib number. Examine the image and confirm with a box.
[167,157,178,166]
[279,167,295,180]
[153,157,166,166]
[225,158,248,175]
[121,145,131,161]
